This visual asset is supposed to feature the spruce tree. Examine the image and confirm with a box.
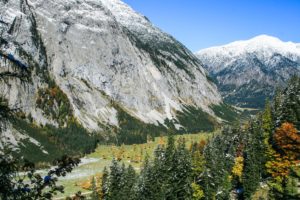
[123,164,136,197]
[133,155,163,200]
[172,138,193,199]
[163,136,176,199]
[90,177,100,200]
[107,159,124,200]
[242,121,264,199]
[101,167,109,200]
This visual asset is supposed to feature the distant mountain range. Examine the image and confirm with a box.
[196,35,300,108]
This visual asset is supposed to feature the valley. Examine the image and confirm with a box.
[49,132,214,198]
[0,0,299,199]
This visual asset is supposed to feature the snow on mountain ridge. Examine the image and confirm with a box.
[196,35,300,60]
[196,35,300,74]
[195,35,300,108]
[100,0,170,42]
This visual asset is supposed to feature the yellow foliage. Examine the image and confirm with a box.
[78,174,103,191]
[232,156,244,179]
[79,180,92,190]
[192,182,204,200]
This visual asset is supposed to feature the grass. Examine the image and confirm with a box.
[54,131,217,199]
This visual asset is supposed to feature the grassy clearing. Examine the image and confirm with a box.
[55,131,217,198]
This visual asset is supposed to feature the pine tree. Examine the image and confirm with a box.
[133,155,163,200]
[151,145,167,199]
[262,99,273,137]
[164,135,177,199]
[101,167,109,200]
[107,159,124,200]
[123,164,136,197]
[171,138,193,199]
[260,100,275,177]
[90,177,100,200]
[242,121,266,199]
[279,76,300,129]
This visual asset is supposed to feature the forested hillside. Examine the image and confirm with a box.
[95,76,300,200]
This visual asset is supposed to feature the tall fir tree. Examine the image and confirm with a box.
[107,159,124,200]
[123,164,136,198]
[101,167,109,200]
[171,138,193,199]
[90,177,100,200]
[133,155,164,200]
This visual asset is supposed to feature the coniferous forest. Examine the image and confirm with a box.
[89,76,300,200]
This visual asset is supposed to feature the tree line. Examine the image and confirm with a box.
[89,77,300,199]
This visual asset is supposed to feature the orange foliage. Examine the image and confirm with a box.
[198,139,206,151]
[273,122,300,159]
[266,155,293,178]
[266,123,300,179]
[158,136,166,146]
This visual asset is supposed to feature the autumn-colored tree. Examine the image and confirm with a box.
[266,122,300,197]
[232,156,244,181]
[198,139,206,152]
[191,182,204,200]
[266,155,293,179]
[273,122,300,159]
[158,136,166,146]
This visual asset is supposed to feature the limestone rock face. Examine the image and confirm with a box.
[0,0,222,134]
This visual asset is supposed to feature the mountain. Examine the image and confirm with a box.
[0,0,229,162]
[195,35,300,108]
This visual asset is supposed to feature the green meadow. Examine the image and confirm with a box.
[54,131,217,199]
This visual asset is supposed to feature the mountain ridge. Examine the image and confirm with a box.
[195,35,300,108]
[0,0,230,161]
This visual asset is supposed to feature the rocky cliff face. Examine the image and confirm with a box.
[0,0,223,157]
[196,35,300,108]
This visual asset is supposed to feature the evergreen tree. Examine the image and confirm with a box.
[101,167,109,200]
[90,177,99,200]
[133,155,162,200]
[262,99,273,138]
[201,127,240,199]
[242,122,264,199]
[123,164,136,197]
[107,159,124,200]
[170,138,193,199]
[276,76,300,129]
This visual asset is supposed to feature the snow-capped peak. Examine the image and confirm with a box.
[195,35,300,59]
[195,34,300,109]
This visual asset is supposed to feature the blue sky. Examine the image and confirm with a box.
[123,0,300,52]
